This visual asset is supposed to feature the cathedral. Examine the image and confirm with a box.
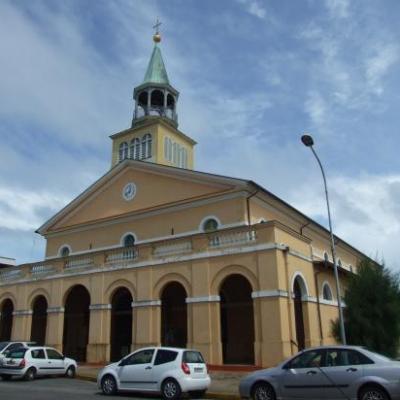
[0,31,366,367]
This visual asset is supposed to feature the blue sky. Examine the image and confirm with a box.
[0,0,399,268]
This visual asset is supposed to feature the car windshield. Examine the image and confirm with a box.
[183,351,205,363]
[0,342,9,352]
[9,349,27,359]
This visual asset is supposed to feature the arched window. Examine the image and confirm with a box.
[123,234,135,247]
[130,138,141,160]
[337,259,342,268]
[324,252,329,263]
[142,134,152,159]
[60,246,70,257]
[119,142,128,162]
[202,218,219,232]
[322,282,333,301]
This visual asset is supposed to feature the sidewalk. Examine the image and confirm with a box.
[77,365,246,399]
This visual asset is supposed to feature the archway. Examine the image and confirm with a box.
[63,285,90,362]
[161,282,187,348]
[220,274,255,364]
[30,296,48,345]
[110,288,133,361]
[293,276,307,350]
[0,299,14,341]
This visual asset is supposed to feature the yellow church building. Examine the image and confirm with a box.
[0,33,366,368]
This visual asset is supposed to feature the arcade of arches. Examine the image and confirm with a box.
[0,264,340,367]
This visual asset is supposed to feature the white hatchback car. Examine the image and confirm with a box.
[0,346,77,381]
[0,341,36,365]
[97,347,211,399]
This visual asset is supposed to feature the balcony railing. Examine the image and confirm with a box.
[0,224,272,284]
[105,247,138,267]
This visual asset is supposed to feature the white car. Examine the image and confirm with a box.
[0,341,36,365]
[97,347,211,399]
[0,346,77,381]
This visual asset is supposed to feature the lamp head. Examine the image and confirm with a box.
[301,134,314,147]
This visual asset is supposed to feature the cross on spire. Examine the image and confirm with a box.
[153,18,162,34]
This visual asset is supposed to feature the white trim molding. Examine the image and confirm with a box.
[252,290,288,299]
[47,307,65,314]
[131,300,161,308]
[89,304,112,311]
[185,295,220,304]
[12,309,33,316]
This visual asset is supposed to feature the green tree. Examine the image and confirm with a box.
[331,258,400,358]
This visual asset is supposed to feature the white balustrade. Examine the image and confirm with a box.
[65,257,94,271]
[153,241,192,257]
[106,247,138,266]
[209,229,257,248]
[0,268,23,282]
[30,264,54,277]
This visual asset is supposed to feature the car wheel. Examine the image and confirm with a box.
[189,389,207,398]
[65,366,76,378]
[161,378,182,400]
[101,375,117,395]
[359,386,389,400]
[24,367,36,381]
[252,382,276,400]
[0,374,11,381]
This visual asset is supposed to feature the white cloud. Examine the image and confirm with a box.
[0,187,68,231]
[305,92,328,132]
[325,0,350,19]
[236,0,267,19]
[291,173,400,269]
[365,44,399,96]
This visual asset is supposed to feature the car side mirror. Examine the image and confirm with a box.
[118,360,127,367]
[3,350,10,357]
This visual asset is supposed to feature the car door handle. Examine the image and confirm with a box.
[306,370,317,375]
[346,367,358,372]
[145,366,152,370]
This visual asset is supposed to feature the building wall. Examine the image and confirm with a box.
[45,196,246,257]
[0,223,347,367]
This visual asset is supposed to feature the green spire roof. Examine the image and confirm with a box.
[142,44,170,85]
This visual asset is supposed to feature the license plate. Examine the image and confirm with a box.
[194,367,203,372]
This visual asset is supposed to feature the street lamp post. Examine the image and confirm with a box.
[301,134,347,345]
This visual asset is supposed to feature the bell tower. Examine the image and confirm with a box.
[110,22,196,169]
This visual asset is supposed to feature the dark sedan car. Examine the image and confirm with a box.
[239,345,400,400]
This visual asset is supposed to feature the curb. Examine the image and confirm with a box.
[76,374,240,399]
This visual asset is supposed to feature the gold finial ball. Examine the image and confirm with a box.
[153,33,161,43]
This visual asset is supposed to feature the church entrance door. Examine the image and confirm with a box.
[161,282,187,348]
[0,299,13,341]
[293,277,306,350]
[63,285,90,362]
[110,287,133,361]
[220,274,255,364]
[31,296,47,345]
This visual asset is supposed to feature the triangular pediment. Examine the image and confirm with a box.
[40,161,247,233]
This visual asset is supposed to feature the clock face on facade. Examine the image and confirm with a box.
[122,182,137,201]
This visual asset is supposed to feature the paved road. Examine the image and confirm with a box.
[0,377,214,400]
